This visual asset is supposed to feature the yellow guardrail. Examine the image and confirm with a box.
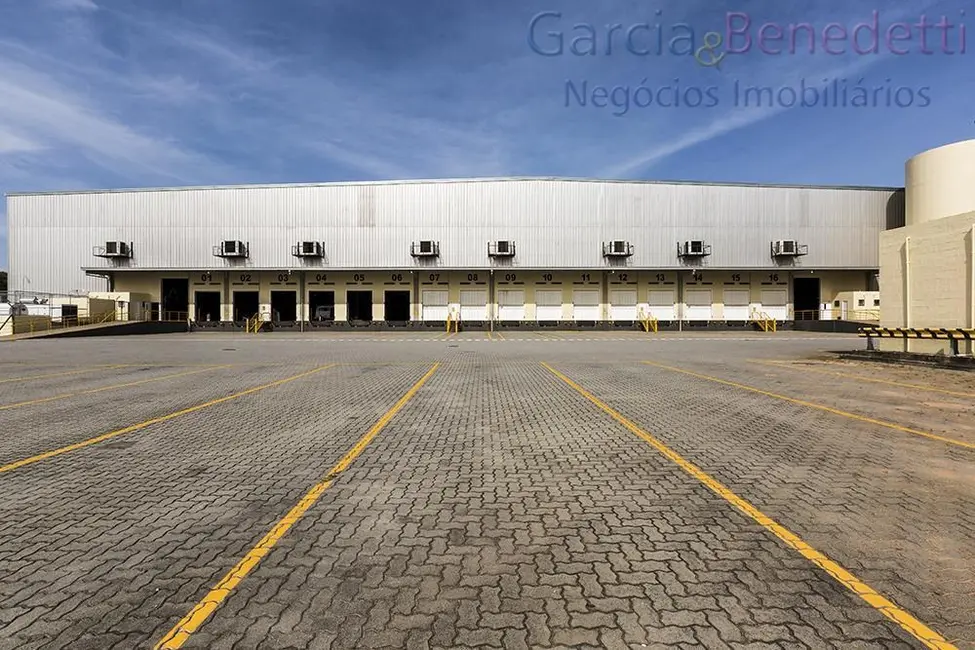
[751,309,776,332]
[637,308,658,333]
[243,314,262,333]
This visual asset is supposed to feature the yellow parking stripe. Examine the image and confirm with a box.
[0,366,230,411]
[752,358,975,399]
[0,364,337,475]
[0,364,129,384]
[643,360,975,451]
[541,362,956,650]
[153,363,439,649]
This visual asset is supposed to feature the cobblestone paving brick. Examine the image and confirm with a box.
[0,364,338,466]
[0,364,432,649]
[0,335,964,649]
[645,351,975,446]
[0,364,212,404]
[562,360,975,647]
[178,358,921,649]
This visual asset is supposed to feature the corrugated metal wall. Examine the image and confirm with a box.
[7,179,905,294]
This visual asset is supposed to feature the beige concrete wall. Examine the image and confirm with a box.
[879,210,975,353]
[89,292,152,320]
[116,274,161,299]
[906,139,975,226]
[830,291,880,321]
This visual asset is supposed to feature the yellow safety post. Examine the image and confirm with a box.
[446,309,460,334]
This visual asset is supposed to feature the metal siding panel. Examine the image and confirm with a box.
[7,180,898,294]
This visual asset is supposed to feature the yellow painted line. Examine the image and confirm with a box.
[537,330,563,340]
[486,331,493,341]
[0,364,337,475]
[541,362,956,650]
[0,364,130,384]
[0,366,231,411]
[752,358,975,399]
[495,331,506,341]
[643,360,975,451]
[153,363,439,649]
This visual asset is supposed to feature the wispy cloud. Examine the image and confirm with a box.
[0,61,241,185]
[599,0,948,178]
[47,0,98,11]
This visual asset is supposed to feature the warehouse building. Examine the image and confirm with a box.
[6,177,900,330]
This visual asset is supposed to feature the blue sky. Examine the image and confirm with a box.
[1,0,973,270]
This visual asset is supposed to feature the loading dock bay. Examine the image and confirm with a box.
[147,269,842,328]
[2,332,968,649]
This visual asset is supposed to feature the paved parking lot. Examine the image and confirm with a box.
[0,331,972,649]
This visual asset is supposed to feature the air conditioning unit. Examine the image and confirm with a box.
[771,240,808,257]
[94,241,133,258]
[488,240,515,257]
[603,240,633,257]
[292,241,324,257]
[213,240,249,257]
[411,240,440,257]
[678,240,711,257]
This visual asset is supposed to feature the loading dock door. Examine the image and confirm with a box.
[760,289,788,320]
[347,291,373,321]
[648,290,675,321]
[497,290,525,321]
[161,278,189,321]
[460,289,487,321]
[195,291,221,322]
[572,289,600,321]
[610,290,637,321]
[723,289,750,321]
[421,290,449,321]
[685,289,713,321]
[232,292,259,322]
[270,291,297,322]
[535,289,562,321]
[384,291,411,322]
[309,291,335,321]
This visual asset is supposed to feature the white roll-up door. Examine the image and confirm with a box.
[685,289,713,321]
[760,289,788,320]
[723,289,750,321]
[498,290,525,320]
[648,290,676,320]
[610,290,638,321]
[572,289,601,321]
[420,290,449,321]
[535,289,563,321]
[460,289,487,321]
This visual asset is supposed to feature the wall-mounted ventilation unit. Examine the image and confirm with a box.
[292,241,324,257]
[771,240,808,257]
[213,240,249,258]
[488,240,515,257]
[93,241,133,258]
[678,240,711,257]
[602,240,633,257]
[411,240,440,257]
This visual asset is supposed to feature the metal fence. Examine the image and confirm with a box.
[794,309,880,322]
